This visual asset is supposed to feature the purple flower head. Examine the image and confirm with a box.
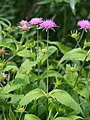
[29,18,43,25]
[20,20,28,26]
[77,20,90,29]
[40,20,56,30]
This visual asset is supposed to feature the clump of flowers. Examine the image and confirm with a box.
[20,20,28,31]
[40,20,56,30]
[77,20,90,29]
[29,18,43,25]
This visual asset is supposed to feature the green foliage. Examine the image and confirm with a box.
[54,115,82,120]
[19,88,45,106]
[24,114,41,120]
[49,89,82,113]
[0,0,90,119]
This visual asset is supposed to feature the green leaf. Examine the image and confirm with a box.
[64,64,78,86]
[19,88,45,106]
[40,70,62,79]
[58,48,87,65]
[54,115,82,120]
[9,107,16,120]
[49,41,69,54]
[0,94,24,104]
[55,0,69,3]
[49,89,82,113]
[4,64,18,71]
[38,0,52,5]
[18,59,37,75]
[70,0,80,15]
[17,49,31,57]
[0,40,16,52]
[24,114,41,120]
[41,46,57,64]
[1,78,28,94]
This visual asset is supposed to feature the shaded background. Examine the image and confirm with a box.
[0,0,90,42]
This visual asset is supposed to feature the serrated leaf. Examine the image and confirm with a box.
[58,48,87,65]
[19,88,45,106]
[49,89,82,113]
[24,114,41,120]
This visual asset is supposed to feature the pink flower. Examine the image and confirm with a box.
[29,18,43,25]
[40,20,56,30]
[77,20,90,29]
[21,25,28,31]
[20,20,28,26]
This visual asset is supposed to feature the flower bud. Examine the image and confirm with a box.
[0,49,6,55]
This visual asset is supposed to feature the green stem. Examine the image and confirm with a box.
[20,32,25,45]
[4,54,15,64]
[47,30,49,93]
[74,50,90,88]
[75,30,84,48]
[46,30,49,120]
[37,28,40,86]
[19,113,22,120]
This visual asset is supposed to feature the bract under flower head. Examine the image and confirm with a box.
[29,18,43,25]
[77,20,90,29]
[21,25,28,31]
[40,20,56,30]
[20,20,28,26]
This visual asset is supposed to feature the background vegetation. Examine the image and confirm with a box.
[0,0,90,120]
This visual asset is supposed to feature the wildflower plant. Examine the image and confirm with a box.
[0,16,90,120]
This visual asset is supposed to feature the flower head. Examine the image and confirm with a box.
[20,20,28,26]
[21,25,28,31]
[29,18,43,25]
[40,20,56,30]
[77,20,90,29]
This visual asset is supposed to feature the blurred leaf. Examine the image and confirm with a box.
[17,49,32,58]
[0,94,24,104]
[70,0,80,15]
[9,107,16,120]
[18,59,37,75]
[54,115,82,120]
[49,89,83,113]
[19,88,45,106]
[24,114,41,120]
[64,64,78,86]
[4,64,18,71]
[38,0,52,5]
[0,40,16,53]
